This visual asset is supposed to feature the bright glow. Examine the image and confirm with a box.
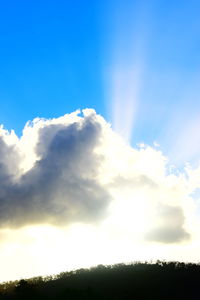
[0,110,200,283]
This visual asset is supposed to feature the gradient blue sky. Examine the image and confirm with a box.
[0,0,200,165]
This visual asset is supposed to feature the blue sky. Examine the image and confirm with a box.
[0,1,104,129]
[0,0,200,164]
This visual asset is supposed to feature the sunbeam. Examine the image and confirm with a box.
[104,0,150,143]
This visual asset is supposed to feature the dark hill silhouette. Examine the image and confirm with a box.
[0,261,200,299]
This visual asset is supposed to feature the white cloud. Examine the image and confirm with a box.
[0,109,112,228]
[145,203,190,243]
[0,109,200,281]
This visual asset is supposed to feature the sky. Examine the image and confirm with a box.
[0,0,200,282]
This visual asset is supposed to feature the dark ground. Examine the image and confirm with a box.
[0,261,200,299]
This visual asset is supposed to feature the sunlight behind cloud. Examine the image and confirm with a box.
[0,109,200,282]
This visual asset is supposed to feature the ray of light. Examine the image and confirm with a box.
[104,0,151,143]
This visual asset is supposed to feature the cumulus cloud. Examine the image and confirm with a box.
[0,110,111,228]
[0,109,198,246]
[145,203,190,243]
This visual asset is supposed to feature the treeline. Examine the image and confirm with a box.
[0,261,200,299]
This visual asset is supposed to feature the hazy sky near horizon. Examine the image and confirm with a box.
[0,0,200,282]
